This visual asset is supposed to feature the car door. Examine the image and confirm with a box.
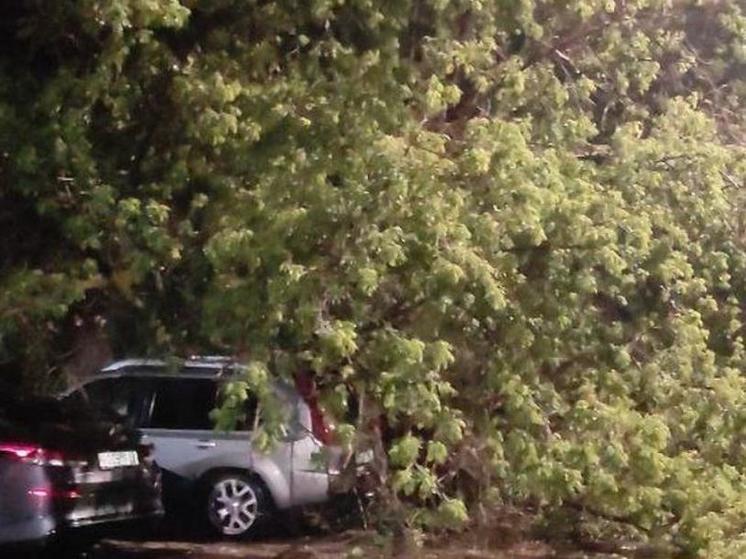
[141,377,255,481]
[140,377,217,479]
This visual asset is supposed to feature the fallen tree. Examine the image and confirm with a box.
[1,0,745,555]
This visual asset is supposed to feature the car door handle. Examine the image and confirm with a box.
[196,440,216,449]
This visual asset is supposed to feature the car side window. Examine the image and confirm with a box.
[148,378,217,430]
[216,384,259,432]
[70,377,152,426]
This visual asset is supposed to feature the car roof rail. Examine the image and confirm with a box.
[101,356,246,374]
[101,358,168,372]
[186,355,237,364]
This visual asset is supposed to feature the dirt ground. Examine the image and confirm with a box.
[87,514,675,559]
[53,507,676,559]
[90,533,627,559]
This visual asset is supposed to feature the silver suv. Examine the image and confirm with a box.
[64,357,345,539]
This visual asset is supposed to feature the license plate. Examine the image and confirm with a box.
[98,451,139,470]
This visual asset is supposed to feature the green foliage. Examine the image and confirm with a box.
[1,0,745,554]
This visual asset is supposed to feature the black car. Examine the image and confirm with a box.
[0,394,163,547]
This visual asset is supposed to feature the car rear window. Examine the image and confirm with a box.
[0,397,79,424]
[0,397,139,452]
[69,376,151,421]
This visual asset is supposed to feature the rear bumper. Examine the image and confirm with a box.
[66,508,163,529]
[59,460,164,529]
[0,491,162,546]
[62,489,164,529]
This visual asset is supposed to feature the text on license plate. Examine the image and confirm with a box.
[98,451,139,470]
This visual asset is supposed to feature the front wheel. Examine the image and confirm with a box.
[204,474,269,539]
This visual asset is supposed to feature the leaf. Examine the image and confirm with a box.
[389,434,422,468]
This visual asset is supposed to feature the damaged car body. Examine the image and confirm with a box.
[63,357,368,539]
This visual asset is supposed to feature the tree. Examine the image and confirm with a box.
[1,0,744,555]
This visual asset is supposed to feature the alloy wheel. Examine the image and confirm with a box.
[207,477,259,536]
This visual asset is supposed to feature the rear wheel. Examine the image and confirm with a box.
[204,473,269,539]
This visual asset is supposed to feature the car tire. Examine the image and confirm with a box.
[203,473,269,539]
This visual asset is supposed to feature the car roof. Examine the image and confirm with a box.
[101,356,247,377]
[97,358,297,398]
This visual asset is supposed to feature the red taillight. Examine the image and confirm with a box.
[295,371,334,446]
[0,443,66,466]
[27,487,81,500]
[308,400,333,445]
[0,443,45,463]
[0,443,39,459]
[27,488,50,498]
